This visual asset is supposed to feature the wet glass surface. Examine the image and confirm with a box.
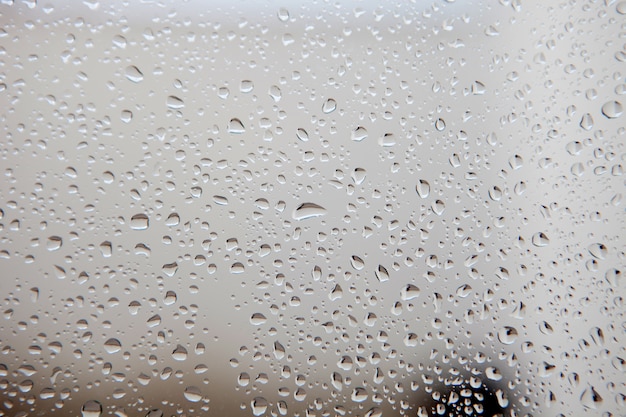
[0,1,624,416]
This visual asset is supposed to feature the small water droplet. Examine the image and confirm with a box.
[435,118,446,131]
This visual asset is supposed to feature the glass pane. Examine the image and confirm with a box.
[1,1,623,416]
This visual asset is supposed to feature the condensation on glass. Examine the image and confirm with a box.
[0,1,624,416]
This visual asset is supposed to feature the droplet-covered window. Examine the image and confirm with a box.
[0,1,623,416]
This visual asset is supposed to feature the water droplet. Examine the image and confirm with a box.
[580,113,593,130]
[165,213,180,226]
[269,85,282,101]
[250,313,267,325]
[240,80,254,93]
[617,1,626,14]
[350,255,365,270]
[400,284,420,300]
[147,314,161,327]
[471,80,486,95]
[130,214,149,230]
[228,118,245,133]
[351,387,368,402]
[81,400,103,417]
[375,264,389,282]
[294,128,309,142]
[351,126,368,142]
[172,345,188,361]
[509,154,523,170]
[601,100,623,118]
[230,262,245,274]
[378,133,396,147]
[486,367,502,381]
[605,268,621,286]
[46,236,62,251]
[580,386,603,409]
[416,180,430,198]
[181,386,202,402]
[251,397,268,416]
[532,232,549,247]
[104,338,122,354]
[293,202,326,220]
[322,98,337,114]
[352,168,366,184]
[277,7,290,21]
[588,243,607,259]
[162,262,178,277]
[435,118,446,131]
[238,372,250,386]
[432,199,445,215]
[125,65,143,83]
[497,326,518,345]
[166,96,184,109]
[120,110,133,123]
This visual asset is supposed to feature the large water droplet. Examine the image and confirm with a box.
[580,113,593,130]
[251,397,268,416]
[250,313,267,325]
[601,100,623,119]
[104,338,122,354]
[296,128,309,142]
[46,236,62,251]
[166,95,184,109]
[293,202,326,220]
[125,65,143,83]
[183,386,202,402]
[497,326,518,345]
[532,232,549,247]
[351,126,368,142]
[81,400,103,417]
[228,118,245,133]
[416,180,430,198]
[130,214,149,230]
[322,98,337,114]
[580,386,603,409]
